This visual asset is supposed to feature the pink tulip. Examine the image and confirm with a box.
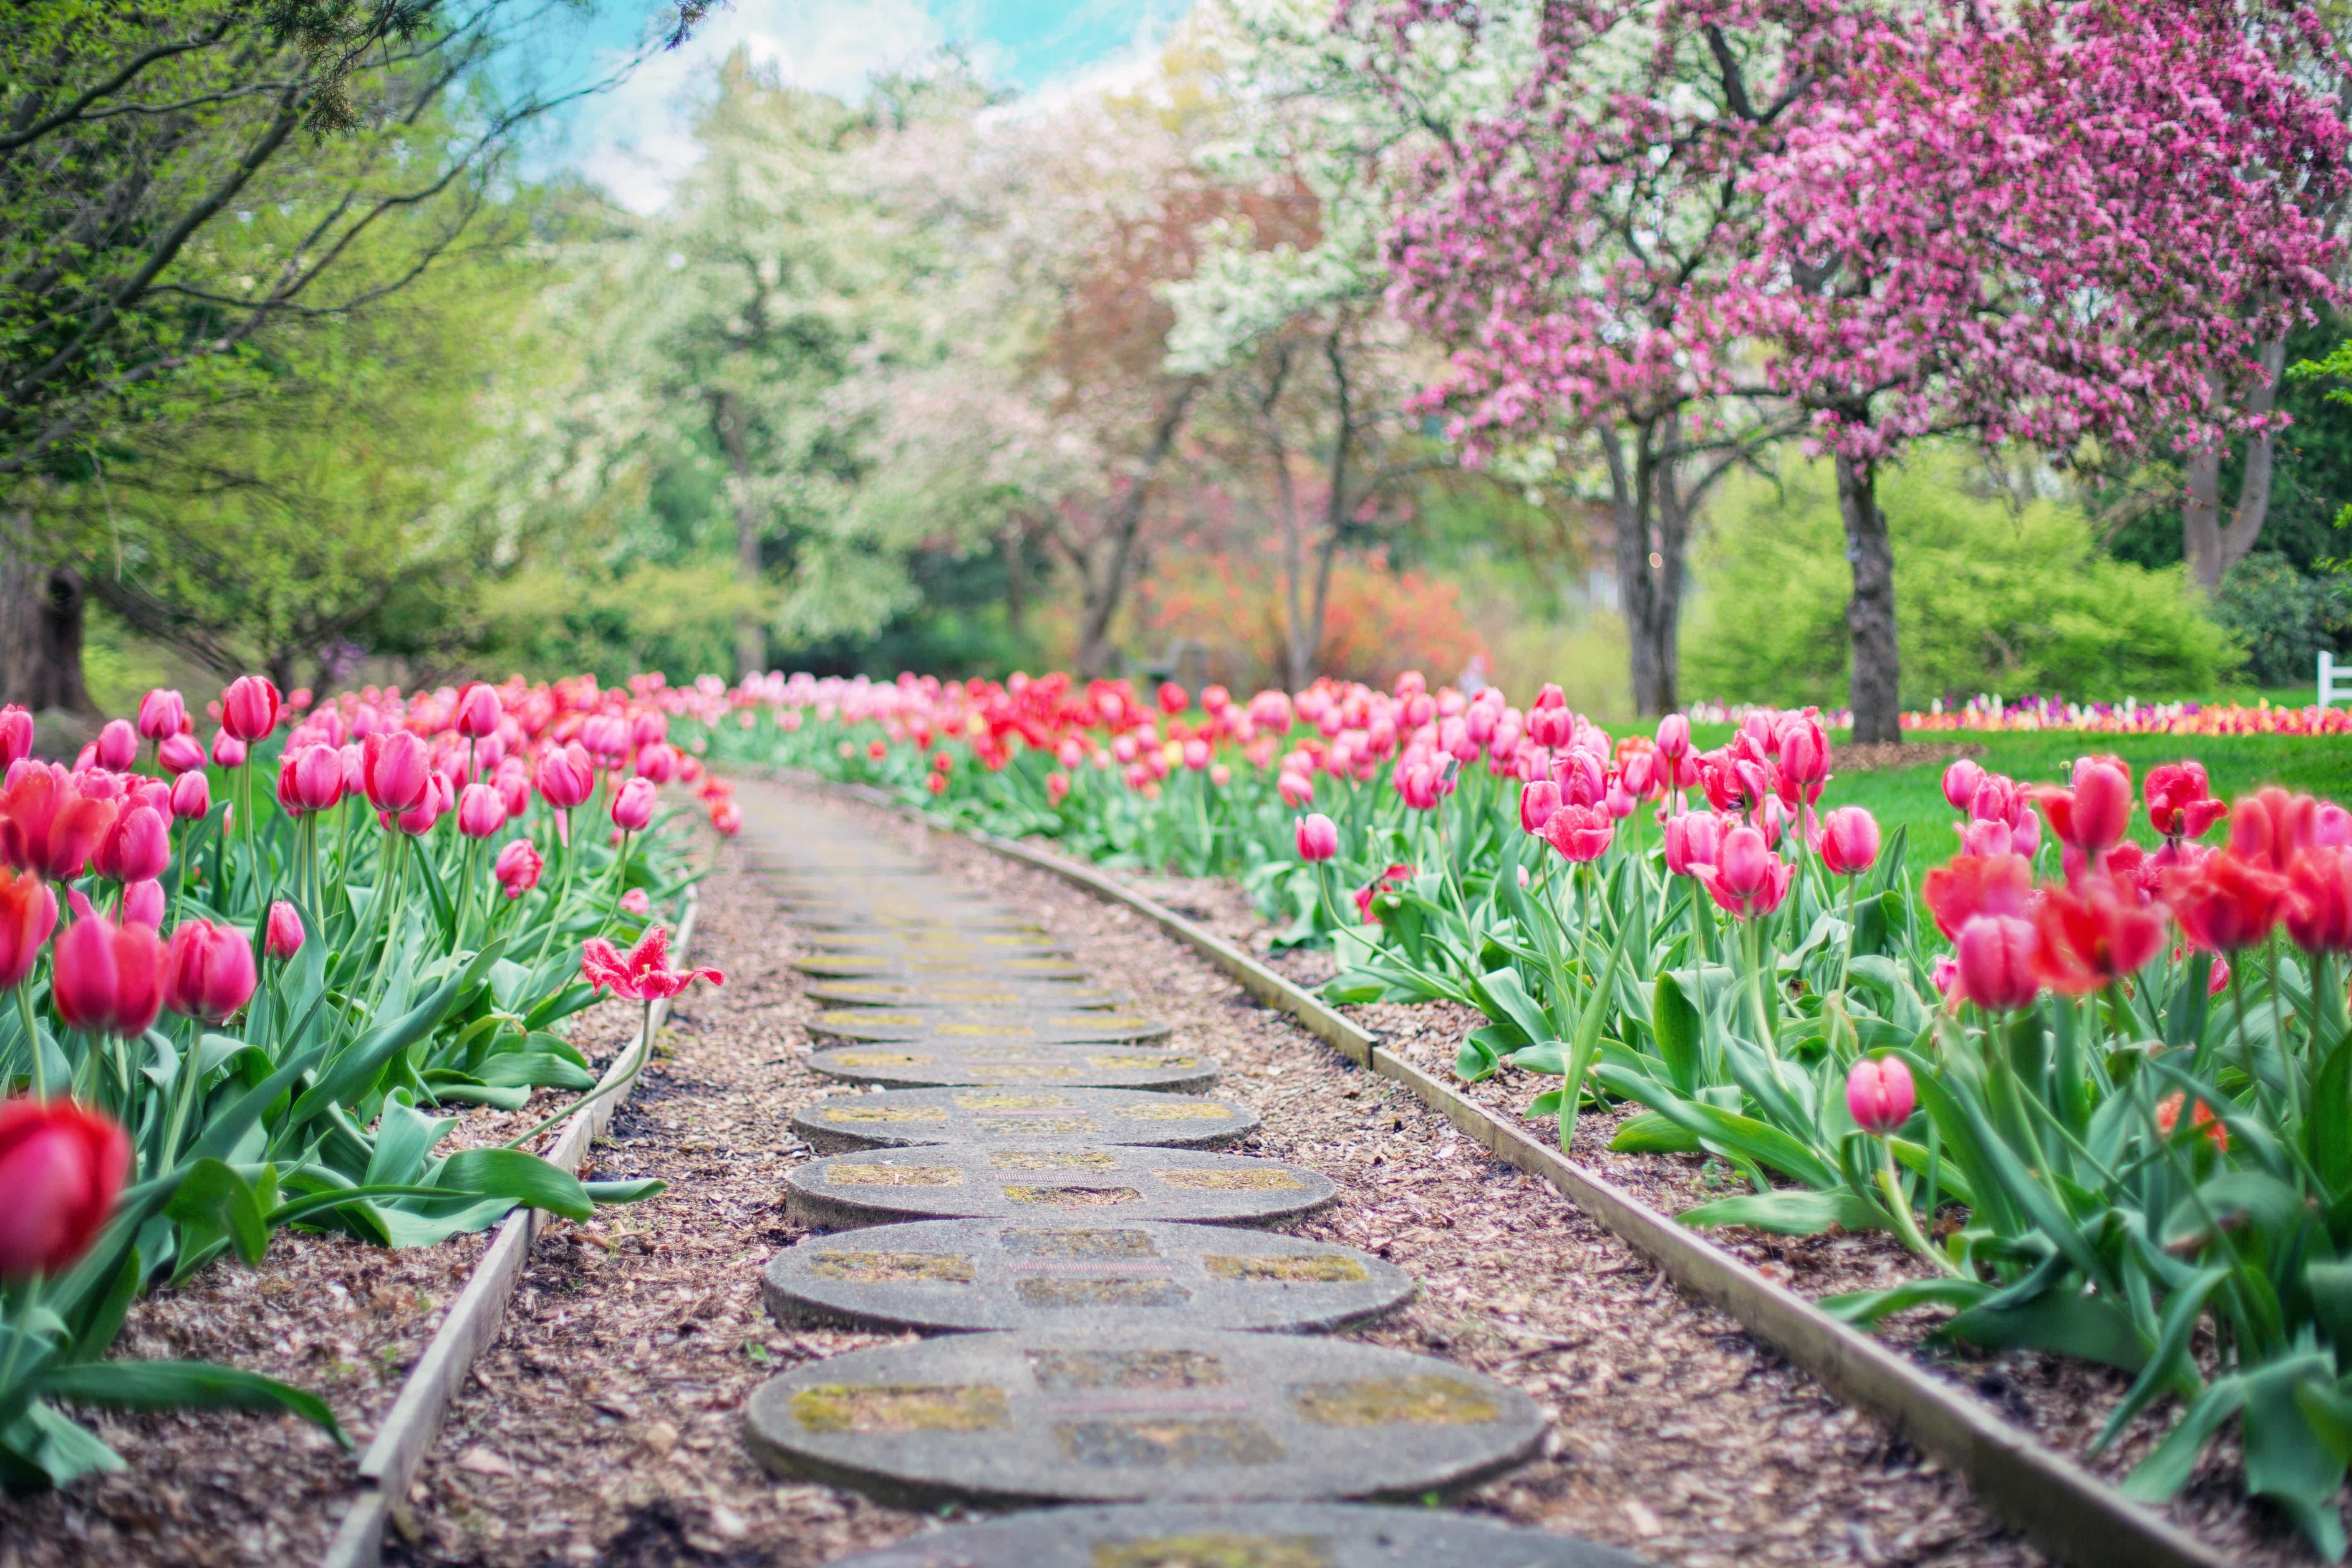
[630,710,668,747]
[0,707,32,768]
[1276,770,1313,808]
[1775,715,1829,803]
[1696,824,1792,919]
[395,771,453,835]
[456,783,506,840]
[277,743,344,815]
[135,689,186,743]
[495,762,531,819]
[94,806,169,885]
[493,838,543,900]
[610,777,656,832]
[266,900,304,960]
[94,719,137,772]
[1541,803,1614,863]
[1962,818,2014,857]
[51,913,164,1037]
[162,919,256,1025]
[535,743,595,811]
[1956,915,2039,1011]
[1655,712,1691,763]
[120,878,164,929]
[220,676,280,743]
[619,888,651,915]
[1662,811,1725,878]
[156,732,205,775]
[1295,813,1339,862]
[1845,1056,1915,1136]
[0,1098,130,1280]
[454,682,502,739]
[634,742,678,784]
[0,868,58,990]
[0,765,119,880]
[1817,807,1881,876]
[1519,779,1562,834]
[209,729,246,770]
[361,731,429,813]
[169,770,210,823]
[1941,758,1985,812]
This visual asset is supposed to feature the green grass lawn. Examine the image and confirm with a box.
[1684,725,2352,876]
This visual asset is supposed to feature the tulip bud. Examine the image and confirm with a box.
[1816,806,1881,876]
[535,743,595,811]
[220,675,281,743]
[1845,1056,1915,1136]
[163,919,257,1025]
[610,777,656,833]
[154,732,203,777]
[361,730,429,813]
[137,689,187,742]
[95,719,137,772]
[1956,915,2039,1011]
[0,1097,131,1279]
[0,707,32,769]
[51,912,165,1037]
[169,769,210,823]
[210,729,246,770]
[634,742,678,784]
[1940,758,1985,813]
[1295,813,1339,862]
[1655,712,1691,762]
[493,838,543,900]
[456,782,506,840]
[266,900,305,960]
[454,682,502,739]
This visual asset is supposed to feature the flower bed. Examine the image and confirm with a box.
[684,669,2352,1560]
[0,673,731,1491]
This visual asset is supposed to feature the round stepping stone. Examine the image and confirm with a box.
[783,1144,1334,1229]
[741,1326,1543,1507]
[806,978,1117,1009]
[809,1008,1170,1046]
[794,914,1045,935]
[793,954,1088,981]
[790,1087,1257,1151]
[763,1218,1410,1334]
[820,1503,1648,1567]
[808,1044,1216,1093]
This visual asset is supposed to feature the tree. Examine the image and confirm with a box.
[1734,0,2344,738]
[1361,0,1814,716]
[0,0,661,708]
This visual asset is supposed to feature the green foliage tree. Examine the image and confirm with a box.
[1684,450,2239,707]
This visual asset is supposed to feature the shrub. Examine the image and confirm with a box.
[2209,551,2352,688]
[1682,449,2239,706]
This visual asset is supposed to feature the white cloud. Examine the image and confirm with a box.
[569,0,948,213]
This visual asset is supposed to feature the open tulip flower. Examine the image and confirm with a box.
[0,1097,129,1280]
[581,926,722,1003]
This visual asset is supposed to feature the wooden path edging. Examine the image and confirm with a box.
[812,777,2226,1568]
[317,888,700,1568]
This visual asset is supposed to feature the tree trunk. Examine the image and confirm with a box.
[711,393,766,681]
[1837,452,1901,743]
[2184,335,2289,593]
[0,537,95,715]
[1073,384,1197,682]
[1601,422,1685,716]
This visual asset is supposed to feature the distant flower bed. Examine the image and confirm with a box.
[1682,695,2352,736]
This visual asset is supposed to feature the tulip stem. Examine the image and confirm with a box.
[0,1276,50,1397]
[1876,1139,1960,1276]
[502,996,655,1151]
[16,982,44,1101]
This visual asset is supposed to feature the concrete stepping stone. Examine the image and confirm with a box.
[763,1218,1411,1334]
[793,953,1088,981]
[808,1044,1217,1093]
[806,979,1119,1009]
[808,931,1073,953]
[808,1008,1170,1046]
[791,913,1047,935]
[819,1502,1648,1566]
[741,1326,1543,1507]
[783,1145,1334,1229]
[791,1087,1258,1152]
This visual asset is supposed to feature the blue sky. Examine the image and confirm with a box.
[541,0,1180,212]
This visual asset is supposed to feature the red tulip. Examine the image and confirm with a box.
[2164,853,2289,953]
[456,783,506,840]
[162,919,256,1024]
[2230,786,2318,873]
[1519,779,1562,834]
[1818,806,1881,876]
[2031,878,2166,994]
[1956,915,2039,1011]
[94,804,169,884]
[2034,759,2130,857]
[168,769,210,823]
[94,719,137,772]
[1845,1056,1915,1136]
[0,707,32,768]
[454,682,502,739]
[1046,771,1072,805]
[1156,682,1189,716]
[535,743,595,812]
[135,688,186,742]
[51,913,164,1037]
[0,764,119,880]
[1941,757,1985,812]
[1921,853,2034,940]
[1352,864,1414,924]
[361,730,429,813]
[493,839,543,900]
[0,1098,130,1279]
[0,867,58,990]
[265,900,304,961]
[220,675,281,743]
[1540,803,1614,864]
[707,799,742,837]
[2145,761,2226,841]
[2285,848,2352,954]
[610,777,656,832]
[1295,813,1338,862]
[2156,1092,2228,1154]
[580,926,723,1002]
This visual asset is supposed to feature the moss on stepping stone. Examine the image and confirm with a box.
[791,1087,1257,1152]
[784,1145,1333,1229]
